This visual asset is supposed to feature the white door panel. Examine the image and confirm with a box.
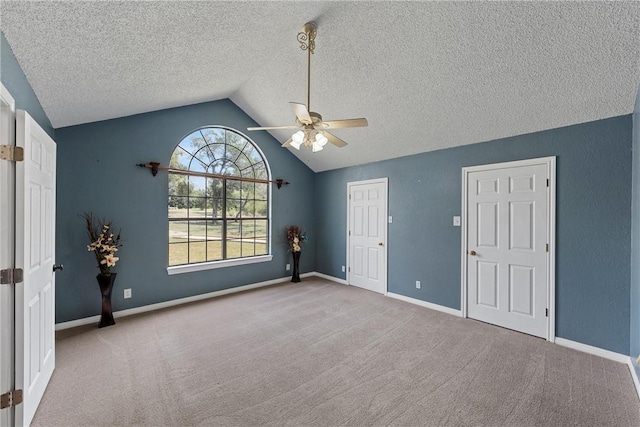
[348,179,387,294]
[467,163,549,339]
[16,110,56,427]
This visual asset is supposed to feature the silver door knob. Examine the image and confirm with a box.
[378,242,384,247]
[469,250,477,256]
[53,264,64,272]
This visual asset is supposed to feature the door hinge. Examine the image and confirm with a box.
[349,194,351,199]
[546,178,549,187]
[348,267,351,272]
[0,389,23,409]
[545,308,549,317]
[0,145,24,162]
[0,268,23,285]
[348,230,351,236]
[546,243,549,252]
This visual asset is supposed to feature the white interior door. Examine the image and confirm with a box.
[465,159,552,339]
[348,178,388,294]
[0,84,16,427]
[15,110,56,426]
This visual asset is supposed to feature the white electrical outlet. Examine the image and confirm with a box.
[124,288,132,299]
[416,281,421,289]
[342,266,345,272]
[286,263,290,271]
[453,216,461,226]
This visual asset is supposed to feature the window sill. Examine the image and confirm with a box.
[167,255,273,275]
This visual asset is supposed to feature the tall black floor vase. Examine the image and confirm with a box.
[291,251,301,283]
[97,273,117,328]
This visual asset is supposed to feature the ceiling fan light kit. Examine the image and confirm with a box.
[291,129,329,152]
[247,21,368,152]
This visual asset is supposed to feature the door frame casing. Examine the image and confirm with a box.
[460,156,556,342]
[0,83,16,427]
[346,177,389,294]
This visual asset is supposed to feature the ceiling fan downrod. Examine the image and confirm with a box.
[297,22,317,112]
[245,20,367,151]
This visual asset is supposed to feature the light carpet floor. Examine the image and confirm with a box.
[33,278,640,426]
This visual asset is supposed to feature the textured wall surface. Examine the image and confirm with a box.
[315,116,632,354]
[0,32,53,137]
[631,86,640,359]
[55,99,315,323]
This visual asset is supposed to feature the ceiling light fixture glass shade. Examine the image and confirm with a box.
[290,131,305,149]
[312,133,328,152]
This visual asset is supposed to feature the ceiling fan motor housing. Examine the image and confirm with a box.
[295,111,323,127]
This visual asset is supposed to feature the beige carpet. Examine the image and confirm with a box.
[33,278,640,426]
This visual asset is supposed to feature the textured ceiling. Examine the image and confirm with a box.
[2,1,639,172]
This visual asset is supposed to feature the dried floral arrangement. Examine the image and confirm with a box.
[286,226,307,252]
[82,212,122,275]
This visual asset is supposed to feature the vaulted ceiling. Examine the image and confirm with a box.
[2,1,639,172]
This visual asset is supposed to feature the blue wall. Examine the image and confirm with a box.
[54,100,315,323]
[0,32,54,137]
[4,27,636,356]
[631,85,640,364]
[315,116,633,354]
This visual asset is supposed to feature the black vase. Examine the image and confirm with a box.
[96,273,117,328]
[291,251,301,283]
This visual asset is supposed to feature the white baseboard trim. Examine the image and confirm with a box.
[626,358,640,401]
[555,337,629,364]
[56,315,101,331]
[312,271,348,285]
[55,274,298,330]
[55,271,339,331]
[386,292,462,317]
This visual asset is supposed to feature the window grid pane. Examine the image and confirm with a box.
[169,127,269,266]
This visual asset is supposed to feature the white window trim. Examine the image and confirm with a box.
[167,254,273,275]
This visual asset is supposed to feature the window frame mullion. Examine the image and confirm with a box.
[222,177,227,260]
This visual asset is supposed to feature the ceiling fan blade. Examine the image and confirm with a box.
[290,102,312,125]
[281,138,293,147]
[325,132,348,147]
[322,118,368,129]
[247,125,299,131]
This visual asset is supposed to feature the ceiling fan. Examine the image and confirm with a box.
[247,22,368,152]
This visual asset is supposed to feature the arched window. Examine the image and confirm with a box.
[168,127,271,271]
